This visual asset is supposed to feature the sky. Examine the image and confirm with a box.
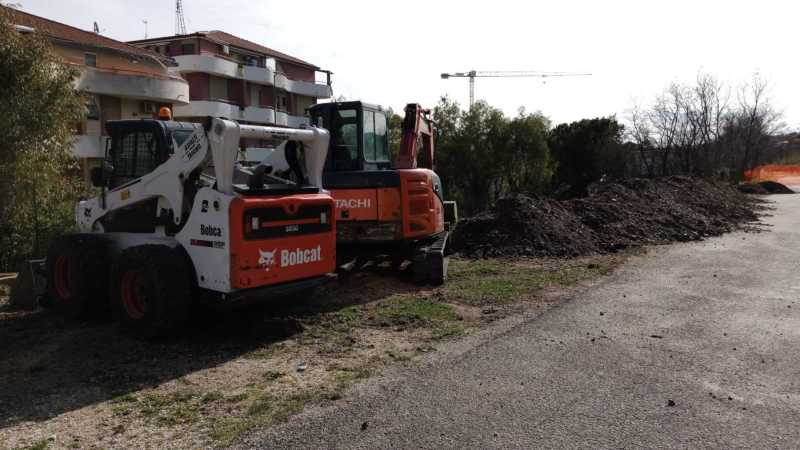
[12,0,800,129]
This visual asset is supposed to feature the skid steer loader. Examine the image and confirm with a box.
[45,109,334,337]
[308,102,457,285]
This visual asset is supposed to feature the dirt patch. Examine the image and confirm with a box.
[0,255,622,449]
[452,176,762,258]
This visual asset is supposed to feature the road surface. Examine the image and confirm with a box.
[243,195,800,449]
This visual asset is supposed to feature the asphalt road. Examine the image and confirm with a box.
[243,195,800,449]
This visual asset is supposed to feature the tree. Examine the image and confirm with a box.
[0,7,86,271]
[431,97,553,214]
[626,72,783,180]
[548,117,626,196]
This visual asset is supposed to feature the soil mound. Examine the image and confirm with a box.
[452,177,760,258]
[449,195,599,258]
[759,181,795,194]
[738,181,794,195]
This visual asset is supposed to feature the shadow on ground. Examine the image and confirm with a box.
[0,264,420,429]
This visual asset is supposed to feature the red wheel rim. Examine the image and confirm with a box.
[53,255,72,301]
[121,270,147,320]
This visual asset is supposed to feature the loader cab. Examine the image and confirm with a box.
[101,119,199,190]
[308,101,391,173]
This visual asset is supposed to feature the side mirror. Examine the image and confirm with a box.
[90,162,114,187]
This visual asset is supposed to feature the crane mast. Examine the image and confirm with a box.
[175,0,187,35]
[440,70,591,106]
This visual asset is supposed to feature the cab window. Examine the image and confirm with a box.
[364,110,389,162]
[330,109,358,170]
[110,130,161,188]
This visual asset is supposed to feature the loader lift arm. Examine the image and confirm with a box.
[78,118,329,234]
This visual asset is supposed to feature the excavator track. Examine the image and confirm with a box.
[411,231,449,286]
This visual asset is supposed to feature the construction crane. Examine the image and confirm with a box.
[440,70,592,106]
[175,0,187,35]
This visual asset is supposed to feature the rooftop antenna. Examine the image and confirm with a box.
[142,19,148,39]
[175,0,187,35]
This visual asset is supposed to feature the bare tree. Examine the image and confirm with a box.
[626,72,782,180]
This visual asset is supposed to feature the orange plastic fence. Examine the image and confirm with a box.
[743,165,800,188]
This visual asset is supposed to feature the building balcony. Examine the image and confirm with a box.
[242,64,276,85]
[173,100,242,121]
[274,73,333,98]
[172,54,332,98]
[172,54,243,80]
[275,111,289,127]
[243,106,276,124]
[76,68,189,105]
[72,134,106,158]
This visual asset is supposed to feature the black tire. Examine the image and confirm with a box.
[110,245,193,338]
[45,234,110,319]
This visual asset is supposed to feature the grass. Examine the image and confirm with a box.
[210,365,374,446]
[243,347,277,360]
[16,440,49,450]
[262,370,285,381]
[201,391,224,404]
[372,295,460,326]
[111,390,201,426]
[441,258,611,306]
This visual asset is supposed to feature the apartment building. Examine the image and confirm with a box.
[128,31,332,158]
[7,8,190,173]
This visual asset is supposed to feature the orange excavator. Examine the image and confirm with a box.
[307,102,457,284]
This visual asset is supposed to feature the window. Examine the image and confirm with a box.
[84,53,96,67]
[209,76,228,101]
[171,130,194,148]
[363,110,389,162]
[363,110,376,161]
[85,95,101,120]
[110,131,160,188]
[330,109,358,170]
[374,112,389,161]
[180,43,195,54]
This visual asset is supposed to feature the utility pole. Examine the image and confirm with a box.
[142,20,148,39]
[441,70,592,106]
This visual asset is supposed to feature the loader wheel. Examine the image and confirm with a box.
[110,245,192,338]
[45,234,110,319]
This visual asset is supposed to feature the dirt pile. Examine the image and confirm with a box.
[452,176,761,258]
[738,181,795,195]
[449,195,599,258]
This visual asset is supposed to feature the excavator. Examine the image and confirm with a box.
[308,102,457,285]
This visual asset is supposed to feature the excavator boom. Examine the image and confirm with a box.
[395,103,435,170]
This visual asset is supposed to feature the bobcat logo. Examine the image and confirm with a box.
[258,249,277,271]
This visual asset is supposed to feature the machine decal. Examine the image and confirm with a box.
[257,246,322,272]
[182,133,202,161]
[200,224,222,237]
[281,246,322,267]
[335,198,371,209]
[190,238,225,249]
[258,249,277,271]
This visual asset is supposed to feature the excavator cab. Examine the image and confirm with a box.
[308,101,454,285]
[310,101,392,173]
